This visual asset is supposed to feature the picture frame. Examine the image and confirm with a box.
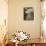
[24,7,34,20]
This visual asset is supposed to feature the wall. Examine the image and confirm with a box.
[8,0,41,39]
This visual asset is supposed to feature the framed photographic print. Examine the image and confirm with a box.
[24,7,34,20]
